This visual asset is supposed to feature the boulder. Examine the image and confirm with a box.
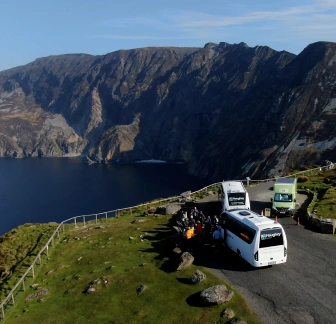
[200,285,234,305]
[85,285,96,294]
[175,252,194,270]
[189,270,206,284]
[165,204,181,215]
[221,308,235,319]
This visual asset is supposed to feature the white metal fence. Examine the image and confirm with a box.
[0,162,334,320]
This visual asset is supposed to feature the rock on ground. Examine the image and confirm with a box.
[189,270,206,284]
[200,285,234,305]
[221,308,235,319]
[25,288,50,302]
[174,252,194,270]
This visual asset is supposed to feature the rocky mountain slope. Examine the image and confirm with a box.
[0,41,335,180]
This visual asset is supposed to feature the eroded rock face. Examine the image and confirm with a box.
[1,42,336,179]
[200,285,234,305]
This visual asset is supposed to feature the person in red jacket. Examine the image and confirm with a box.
[195,221,203,235]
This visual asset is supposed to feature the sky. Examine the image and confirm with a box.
[1,0,336,71]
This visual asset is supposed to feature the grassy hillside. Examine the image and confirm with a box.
[1,210,261,324]
[0,223,58,300]
[296,168,336,219]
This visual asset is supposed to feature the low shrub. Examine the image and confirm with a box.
[297,176,309,182]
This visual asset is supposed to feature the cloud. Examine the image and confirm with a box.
[173,2,336,28]
[93,1,336,53]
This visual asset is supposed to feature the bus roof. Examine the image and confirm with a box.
[226,209,281,231]
[221,181,246,194]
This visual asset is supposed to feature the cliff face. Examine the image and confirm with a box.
[0,41,336,180]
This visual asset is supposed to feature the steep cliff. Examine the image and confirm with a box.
[0,41,335,180]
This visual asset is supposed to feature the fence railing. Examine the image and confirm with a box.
[0,162,334,320]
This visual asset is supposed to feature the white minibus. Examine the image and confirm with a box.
[219,209,287,267]
[219,181,251,211]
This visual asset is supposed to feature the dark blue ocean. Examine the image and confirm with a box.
[0,158,211,236]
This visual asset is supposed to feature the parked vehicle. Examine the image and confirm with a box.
[219,181,251,211]
[271,178,297,216]
[219,209,287,267]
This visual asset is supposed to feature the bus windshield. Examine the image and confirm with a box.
[274,193,292,202]
[228,193,246,206]
[259,228,283,248]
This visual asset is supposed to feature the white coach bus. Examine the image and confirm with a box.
[220,181,251,211]
[220,209,287,267]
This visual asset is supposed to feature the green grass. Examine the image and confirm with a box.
[2,212,261,324]
[191,184,221,201]
[296,169,336,219]
[0,223,58,300]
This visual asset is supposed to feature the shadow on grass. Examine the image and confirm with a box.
[159,259,176,273]
[176,278,190,284]
[186,291,209,308]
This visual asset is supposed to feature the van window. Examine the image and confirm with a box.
[259,229,283,248]
[274,193,292,202]
[228,193,246,206]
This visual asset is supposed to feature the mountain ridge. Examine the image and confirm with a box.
[0,41,335,180]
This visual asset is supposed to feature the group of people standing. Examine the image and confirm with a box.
[177,206,222,249]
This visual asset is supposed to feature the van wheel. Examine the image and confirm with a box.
[237,249,242,258]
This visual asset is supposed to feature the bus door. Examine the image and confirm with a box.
[257,228,286,265]
[219,212,228,242]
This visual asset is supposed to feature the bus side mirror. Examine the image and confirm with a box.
[270,198,273,202]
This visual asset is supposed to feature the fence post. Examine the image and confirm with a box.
[130,208,132,217]
[62,223,65,233]
[11,294,14,305]
[22,278,25,291]
[1,304,4,319]
[83,216,86,226]
[46,245,49,256]
[38,254,41,265]
[57,229,60,239]
[95,214,97,224]
[74,217,77,228]
[51,236,54,246]
[31,264,35,278]
[105,212,107,221]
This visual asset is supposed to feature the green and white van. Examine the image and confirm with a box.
[271,178,297,216]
